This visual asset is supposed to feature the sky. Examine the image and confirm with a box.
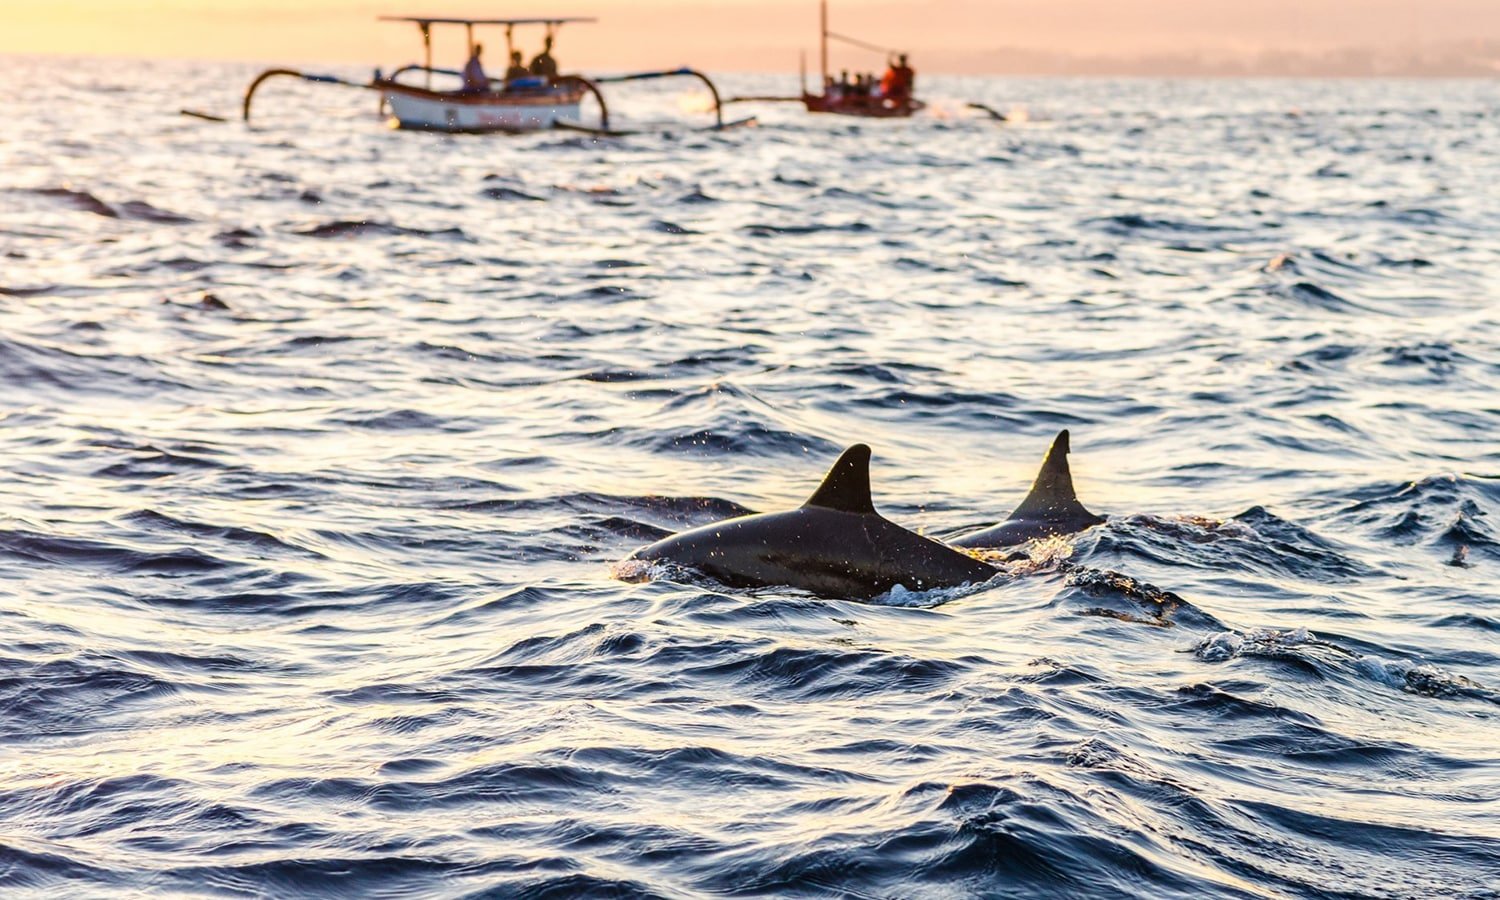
[2,0,1498,75]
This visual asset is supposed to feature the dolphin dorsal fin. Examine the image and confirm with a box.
[802,444,877,514]
[1008,430,1102,523]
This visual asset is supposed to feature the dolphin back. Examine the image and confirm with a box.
[950,429,1105,548]
[801,443,877,514]
[625,443,997,598]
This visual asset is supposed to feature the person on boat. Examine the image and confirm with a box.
[529,36,558,79]
[880,60,898,97]
[461,43,489,92]
[505,50,530,82]
[882,53,915,101]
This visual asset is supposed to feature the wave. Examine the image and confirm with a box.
[293,220,473,241]
[741,221,872,237]
[1196,625,1499,705]
[17,187,194,223]
[1336,473,1500,561]
[1092,508,1377,582]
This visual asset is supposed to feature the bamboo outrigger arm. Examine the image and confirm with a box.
[243,68,369,123]
[552,75,611,130]
[385,64,464,83]
[723,95,805,104]
[967,102,1008,122]
[590,67,726,129]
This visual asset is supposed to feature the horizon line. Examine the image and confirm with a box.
[5,47,1498,80]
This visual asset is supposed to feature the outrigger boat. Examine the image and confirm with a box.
[376,16,595,133]
[727,0,924,118]
[237,15,740,135]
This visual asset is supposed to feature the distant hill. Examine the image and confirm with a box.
[943,40,1500,77]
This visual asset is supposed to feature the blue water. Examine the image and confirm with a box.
[2,57,1498,898]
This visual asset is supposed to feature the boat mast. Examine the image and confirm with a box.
[820,0,828,88]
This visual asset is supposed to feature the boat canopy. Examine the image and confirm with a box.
[379,14,596,71]
[377,16,596,27]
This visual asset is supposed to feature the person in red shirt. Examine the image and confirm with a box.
[881,53,914,101]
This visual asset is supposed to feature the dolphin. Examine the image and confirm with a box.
[948,430,1105,548]
[623,444,999,599]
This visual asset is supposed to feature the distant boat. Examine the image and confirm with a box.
[235,14,744,135]
[727,0,925,119]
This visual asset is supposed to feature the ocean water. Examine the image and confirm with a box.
[2,56,1498,898]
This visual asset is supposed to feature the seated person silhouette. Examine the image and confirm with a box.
[528,36,558,79]
[505,50,530,82]
[461,43,489,92]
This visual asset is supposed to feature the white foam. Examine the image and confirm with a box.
[1196,631,1244,662]
[1195,626,1311,661]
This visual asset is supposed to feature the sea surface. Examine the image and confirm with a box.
[2,56,1498,898]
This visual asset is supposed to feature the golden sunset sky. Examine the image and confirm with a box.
[3,0,1498,74]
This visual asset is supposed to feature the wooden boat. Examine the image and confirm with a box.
[373,16,594,133]
[237,15,744,135]
[727,0,924,118]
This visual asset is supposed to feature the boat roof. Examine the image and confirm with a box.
[378,16,596,26]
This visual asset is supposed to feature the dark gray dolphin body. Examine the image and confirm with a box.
[949,430,1105,549]
[625,445,999,599]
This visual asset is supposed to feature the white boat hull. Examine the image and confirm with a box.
[381,85,583,133]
